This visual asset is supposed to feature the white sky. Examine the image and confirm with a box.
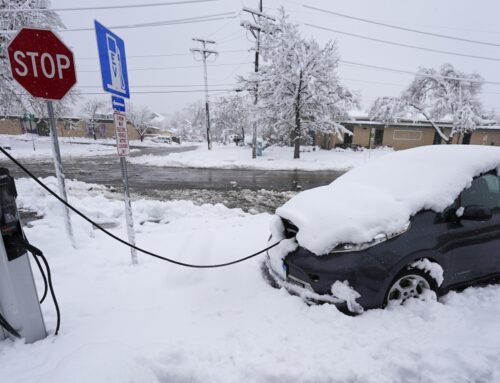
[51,0,500,116]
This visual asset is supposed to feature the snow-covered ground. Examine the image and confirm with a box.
[130,144,393,171]
[0,134,194,160]
[1,177,500,382]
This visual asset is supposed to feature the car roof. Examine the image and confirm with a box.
[276,145,500,255]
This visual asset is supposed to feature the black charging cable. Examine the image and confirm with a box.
[32,251,48,303]
[0,310,20,338]
[0,146,281,268]
[11,236,61,336]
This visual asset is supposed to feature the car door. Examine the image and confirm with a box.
[441,173,500,285]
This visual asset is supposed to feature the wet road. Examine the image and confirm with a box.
[1,145,345,212]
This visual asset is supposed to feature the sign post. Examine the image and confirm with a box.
[7,28,76,247]
[95,20,137,264]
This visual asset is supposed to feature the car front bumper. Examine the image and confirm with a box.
[263,255,352,312]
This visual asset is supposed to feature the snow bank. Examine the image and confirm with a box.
[277,145,500,255]
[0,134,195,160]
[0,134,117,158]
[129,144,392,171]
[2,177,500,382]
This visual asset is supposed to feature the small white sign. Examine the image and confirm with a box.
[113,112,129,157]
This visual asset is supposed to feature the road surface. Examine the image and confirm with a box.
[1,145,345,212]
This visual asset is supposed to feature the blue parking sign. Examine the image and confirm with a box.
[94,20,130,98]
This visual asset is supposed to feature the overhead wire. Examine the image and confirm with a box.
[305,23,500,63]
[0,12,238,34]
[0,0,218,12]
[78,62,252,73]
[77,49,248,61]
[62,12,237,32]
[77,83,237,88]
[78,89,235,94]
[303,5,500,48]
[338,60,500,85]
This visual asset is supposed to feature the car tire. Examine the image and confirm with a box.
[385,268,438,307]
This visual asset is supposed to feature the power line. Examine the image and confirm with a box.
[305,23,500,63]
[0,0,217,12]
[266,5,500,36]
[1,89,235,96]
[78,62,251,73]
[303,5,500,48]
[77,83,237,88]
[77,49,249,60]
[0,12,237,34]
[338,59,500,85]
[63,12,237,32]
[207,11,241,37]
[340,77,405,87]
[80,89,235,94]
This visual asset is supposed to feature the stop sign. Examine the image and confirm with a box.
[7,28,77,100]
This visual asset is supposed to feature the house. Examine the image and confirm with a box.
[318,116,500,150]
[0,115,142,140]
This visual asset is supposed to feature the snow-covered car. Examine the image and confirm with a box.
[152,136,172,144]
[264,145,500,314]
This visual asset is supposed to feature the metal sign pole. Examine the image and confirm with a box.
[47,100,75,247]
[120,156,137,265]
[95,21,136,264]
[113,112,137,264]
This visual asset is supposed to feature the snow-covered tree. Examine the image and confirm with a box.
[82,98,107,140]
[212,94,250,144]
[240,9,357,158]
[127,104,156,141]
[368,96,448,142]
[370,64,493,142]
[0,1,76,117]
[368,97,407,125]
[168,101,205,141]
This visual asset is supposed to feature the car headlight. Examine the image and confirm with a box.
[331,222,410,253]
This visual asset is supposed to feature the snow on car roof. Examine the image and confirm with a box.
[276,145,500,255]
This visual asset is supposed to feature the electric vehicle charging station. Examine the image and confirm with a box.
[0,168,46,343]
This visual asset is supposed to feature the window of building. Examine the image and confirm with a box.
[433,131,442,145]
[393,129,422,141]
[374,129,384,146]
[462,132,472,145]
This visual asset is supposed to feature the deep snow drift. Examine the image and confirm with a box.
[1,177,500,383]
[277,145,500,255]
[129,144,392,171]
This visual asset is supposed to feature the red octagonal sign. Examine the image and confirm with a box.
[7,28,77,100]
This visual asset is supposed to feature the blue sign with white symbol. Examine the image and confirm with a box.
[95,20,130,99]
[111,95,126,113]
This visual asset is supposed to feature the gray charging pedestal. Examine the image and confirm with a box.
[0,169,46,343]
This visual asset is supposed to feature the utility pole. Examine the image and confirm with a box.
[241,1,275,158]
[190,38,218,150]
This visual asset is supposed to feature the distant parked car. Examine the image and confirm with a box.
[335,143,362,151]
[264,145,500,314]
[152,136,172,144]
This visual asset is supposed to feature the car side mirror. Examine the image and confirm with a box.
[459,205,492,221]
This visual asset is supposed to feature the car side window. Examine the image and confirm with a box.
[460,174,500,209]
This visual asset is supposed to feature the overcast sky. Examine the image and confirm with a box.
[52,0,500,116]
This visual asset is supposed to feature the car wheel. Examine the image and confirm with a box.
[385,269,438,307]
